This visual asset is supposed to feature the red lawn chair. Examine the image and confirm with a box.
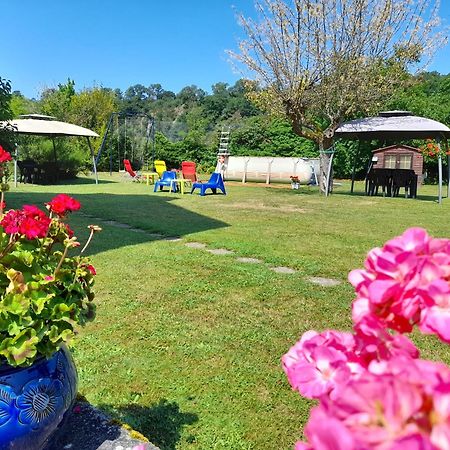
[123,159,140,181]
[181,161,198,183]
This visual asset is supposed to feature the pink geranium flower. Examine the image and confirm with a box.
[282,330,357,399]
[298,362,449,450]
[285,228,450,449]
[349,227,450,343]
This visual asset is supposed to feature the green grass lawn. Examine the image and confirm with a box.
[7,174,450,450]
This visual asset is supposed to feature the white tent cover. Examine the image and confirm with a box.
[0,117,98,138]
[335,111,450,140]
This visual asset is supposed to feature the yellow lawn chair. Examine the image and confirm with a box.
[154,160,167,178]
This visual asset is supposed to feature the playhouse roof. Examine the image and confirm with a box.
[372,144,421,154]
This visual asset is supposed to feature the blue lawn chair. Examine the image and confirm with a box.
[191,173,226,196]
[154,171,177,192]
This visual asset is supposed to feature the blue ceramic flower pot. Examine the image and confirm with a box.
[0,346,77,450]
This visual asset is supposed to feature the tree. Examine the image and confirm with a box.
[10,91,37,117]
[40,78,76,121]
[0,77,14,150]
[230,0,447,193]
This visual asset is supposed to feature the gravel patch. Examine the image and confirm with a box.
[307,276,342,287]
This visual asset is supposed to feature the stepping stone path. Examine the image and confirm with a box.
[206,248,234,255]
[270,266,296,274]
[79,213,166,239]
[236,257,262,264]
[82,214,340,284]
[307,276,341,287]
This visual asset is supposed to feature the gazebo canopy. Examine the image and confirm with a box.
[335,111,450,141]
[0,114,99,138]
[0,115,99,184]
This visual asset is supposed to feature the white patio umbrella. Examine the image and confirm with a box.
[335,111,450,203]
[0,114,100,185]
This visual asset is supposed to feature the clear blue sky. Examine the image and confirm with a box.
[3,1,449,99]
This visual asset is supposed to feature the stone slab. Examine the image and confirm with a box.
[270,266,296,274]
[103,221,132,229]
[307,276,341,287]
[46,400,159,450]
[206,248,234,255]
[236,257,262,264]
[184,242,207,249]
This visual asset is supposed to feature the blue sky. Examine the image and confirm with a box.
[3,1,449,99]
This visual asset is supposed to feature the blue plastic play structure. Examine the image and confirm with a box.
[154,171,177,192]
[191,173,226,196]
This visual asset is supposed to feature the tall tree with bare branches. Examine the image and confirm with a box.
[229,0,447,193]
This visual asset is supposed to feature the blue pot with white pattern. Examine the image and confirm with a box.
[0,345,77,450]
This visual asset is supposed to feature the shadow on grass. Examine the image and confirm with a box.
[100,399,198,450]
[70,176,118,185]
[6,191,229,255]
[333,189,443,203]
[19,176,118,186]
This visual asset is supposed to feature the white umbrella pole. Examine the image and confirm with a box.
[438,152,442,205]
[87,137,98,185]
[446,139,450,198]
[448,153,450,198]
[14,146,18,188]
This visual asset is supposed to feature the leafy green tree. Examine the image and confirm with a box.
[40,78,76,120]
[177,85,206,105]
[387,72,450,125]
[231,116,316,157]
[10,91,37,117]
[0,77,14,150]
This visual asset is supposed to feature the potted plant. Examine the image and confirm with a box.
[0,145,99,449]
[290,175,300,190]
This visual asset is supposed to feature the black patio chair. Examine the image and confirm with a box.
[392,170,417,198]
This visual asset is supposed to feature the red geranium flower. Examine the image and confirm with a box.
[46,194,81,216]
[65,224,74,238]
[86,264,96,275]
[19,205,51,239]
[0,145,12,163]
[1,209,26,235]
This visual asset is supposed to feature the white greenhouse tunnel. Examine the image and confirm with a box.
[217,156,318,185]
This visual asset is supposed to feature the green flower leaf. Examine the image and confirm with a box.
[0,329,38,366]
[2,293,30,315]
[30,291,54,315]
